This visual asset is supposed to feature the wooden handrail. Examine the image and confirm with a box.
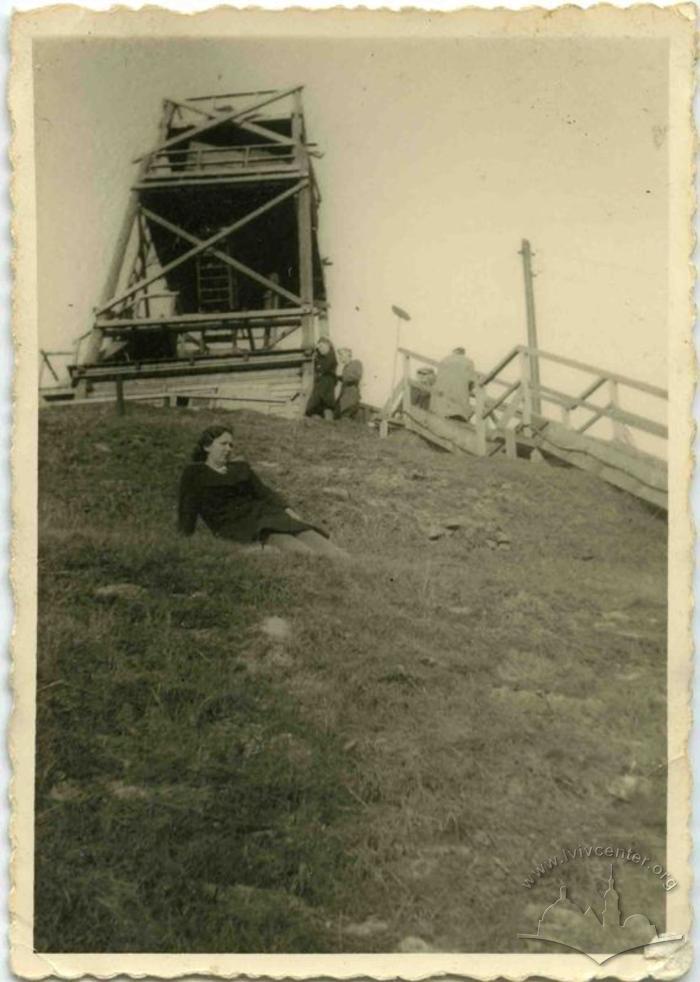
[396,344,666,442]
[479,346,521,387]
[518,346,667,401]
[397,347,441,369]
[399,347,518,389]
[567,375,607,411]
[481,378,521,419]
[537,384,667,439]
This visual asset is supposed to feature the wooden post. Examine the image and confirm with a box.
[504,426,516,459]
[519,348,533,431]
[474,384,487,456]
[608,378,626,443]
[401,352,411,413]
[115,378,125,416]
[293,92,315,348]
[519,239,542,415]
[137,211,151,319]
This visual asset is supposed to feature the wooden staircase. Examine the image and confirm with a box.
[382,345,668,511]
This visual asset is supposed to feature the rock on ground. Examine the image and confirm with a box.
[94,583,147,602]
[259,616,293,643]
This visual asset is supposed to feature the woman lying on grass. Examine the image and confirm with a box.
[178,424,348,557]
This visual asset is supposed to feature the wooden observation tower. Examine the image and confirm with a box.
[69,87,328,415]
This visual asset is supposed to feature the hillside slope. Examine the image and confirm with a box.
[35,405,667,953]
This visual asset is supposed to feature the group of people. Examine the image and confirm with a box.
[304,338,363,421]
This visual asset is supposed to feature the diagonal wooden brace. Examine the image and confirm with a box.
[133,86,302,163]
[223,118,296,147]
[97,181,306,316]
[166,97,216,121]
[142,207,304,307]
[178,101,297,148]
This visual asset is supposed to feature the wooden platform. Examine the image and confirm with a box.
[44,352,312,420]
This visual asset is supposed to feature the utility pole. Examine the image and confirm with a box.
[519,238,542,415]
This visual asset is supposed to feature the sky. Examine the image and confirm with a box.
[34,35,669,415]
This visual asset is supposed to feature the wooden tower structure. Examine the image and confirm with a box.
[68,87,328,415]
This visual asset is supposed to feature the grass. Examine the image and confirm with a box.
[35,404,667,952]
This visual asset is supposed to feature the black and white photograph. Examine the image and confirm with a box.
[10,6,694,977]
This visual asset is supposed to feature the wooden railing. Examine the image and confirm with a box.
[145,144,297,179]
[385,345,667,458]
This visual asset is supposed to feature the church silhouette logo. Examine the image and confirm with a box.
[518,867,683,965]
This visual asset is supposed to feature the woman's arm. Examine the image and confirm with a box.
[247,466,289,511]
[177,467,200,536]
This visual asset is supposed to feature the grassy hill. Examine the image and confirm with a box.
[35,404,667,953]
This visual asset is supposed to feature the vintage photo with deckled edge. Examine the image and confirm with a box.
[9,4,695,979]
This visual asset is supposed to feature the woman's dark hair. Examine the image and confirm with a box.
[191,425,233,462]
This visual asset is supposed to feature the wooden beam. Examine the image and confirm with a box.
[71,351,311,383]
[568,375,607,409]
[142,205,305,307]
[133,86,303,163]
[87,96,171,354]
[98,181,305,315]
[81,176,141,366]
[474,385,487,455]
[184,89,281,102]
[519,346,668,401]
[537,383,666,439]
[166,97,216,120]
[608,378,627,443]
[397,347,441,369]
[479,346,521,387]
[97,308,303,330]
[503,427,517,459]
[577,403,610,435]
[135,171,302,190]
[492,387,523,430]
[608,405,667,440]
[234,119,296,147]
[381,378,406,419]
[40,350,59,383]
[293,93,315,347]
[265,324,304,350]
[519,240,541,414]
[115,378,125,415]
[482,378,520,419]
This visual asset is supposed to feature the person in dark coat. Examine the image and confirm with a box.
[305,337,338,419]
[334,348,363,420]
[178,425,348,556]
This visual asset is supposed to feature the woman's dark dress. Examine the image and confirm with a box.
[178,461,324,543]
[305,348,338,417]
